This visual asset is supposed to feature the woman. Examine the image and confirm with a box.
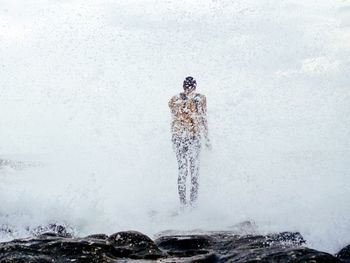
[168,76,211,206]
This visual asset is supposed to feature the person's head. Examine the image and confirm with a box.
[183,76,197,94]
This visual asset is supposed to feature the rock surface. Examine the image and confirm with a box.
[155,232,341,263]
[0,229,345,262]
[337,245,350,263]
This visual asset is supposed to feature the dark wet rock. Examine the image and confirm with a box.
[156,232,341,263]
[28,223,74,238]
[156,235,213,260]
[337,244,350,263]
[0,230,164,263]
[0,254,55,263]
[108,231,164,259]
[85,233,108,240]
[0,235,114,263]
[155,234,213,251]
[220,247,341,262]
[161,252,219,263]
[0,230,343,262]
[265,231,305,246]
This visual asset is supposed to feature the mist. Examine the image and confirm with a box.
[0,0,349,254]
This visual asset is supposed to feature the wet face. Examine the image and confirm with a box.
[183,77,197,94]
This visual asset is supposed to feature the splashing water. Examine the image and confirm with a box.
[0,0,349,254]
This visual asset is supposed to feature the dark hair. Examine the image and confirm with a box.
[183,76,197,90]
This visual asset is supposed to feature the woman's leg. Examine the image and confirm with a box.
[189,137,201,205]
[173,137,188,205]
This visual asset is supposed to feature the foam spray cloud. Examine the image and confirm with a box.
[0,0,349,253]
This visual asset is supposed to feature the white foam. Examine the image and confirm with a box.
[0,0,349,254]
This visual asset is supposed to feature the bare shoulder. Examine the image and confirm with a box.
[168,94,180,108]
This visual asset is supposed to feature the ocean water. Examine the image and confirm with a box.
[0,0,349,254]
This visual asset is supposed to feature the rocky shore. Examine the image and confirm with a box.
[0,225,348,262]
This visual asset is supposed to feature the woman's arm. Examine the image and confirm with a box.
[198,96,209,142]
[168,96,177,115]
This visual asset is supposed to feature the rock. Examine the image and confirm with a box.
[266,232,306,245]
[337,244,350,263]
[29,223,74,238]
[155,235,213,259]
[108,231,164,259]
[0,230,343,262]
[220,247,341,262]
[85,233,108,240]
[0,230,164,262]
[156,232,341,263]
[0,254,55,263]
[160,252,219,263]
[0,235,116,262]
[156,235,213,250]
